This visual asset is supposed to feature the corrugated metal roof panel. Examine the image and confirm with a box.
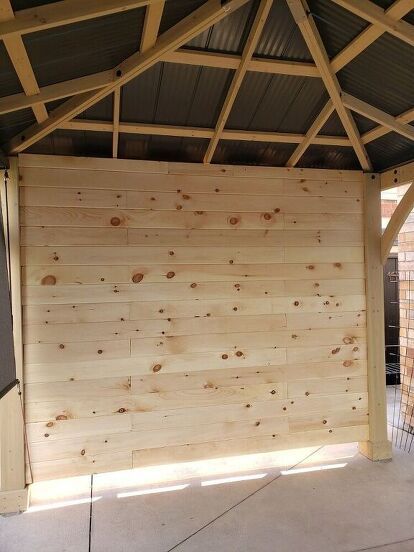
[121,63,232,128]
[23,8,146,88]
[338,33,414,117]
[187,0,257,54]
[308,0,368,58]
[80,96,114,122]
[366,133,414,172]
[319,111,346,137]
[11,0,57,9]
[27,130,112,158]
[227,72,327,134]
[297,145,359,170]
[119,134,207,163]
[159,0,208,34]
[212,140,296,166]
[0,41,23,97]
[0,108,35,143]
[254,0,312,61]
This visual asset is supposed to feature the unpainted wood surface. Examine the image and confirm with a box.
[20,158,367,481]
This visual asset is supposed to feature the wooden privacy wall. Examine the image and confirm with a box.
[19,155,368,482]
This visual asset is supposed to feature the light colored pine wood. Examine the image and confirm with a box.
[358,174,392,460]
[381,182,414,264]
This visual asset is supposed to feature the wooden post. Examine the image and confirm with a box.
[359,173,392,461]
[0,157,28,514]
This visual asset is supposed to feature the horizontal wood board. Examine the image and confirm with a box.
[19,155,367,481]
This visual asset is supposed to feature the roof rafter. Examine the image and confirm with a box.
[112,0,165,158]
[204,0,273,163]
[342,93,414,142]
[0,0,47,123]
[288,0,412,167]
[0,52,319,118]
[59,118,352,146]
[362,106,414,144]
[330,0,414,48]
[7,0,251,154]
[287,0,372,170]
[0,0,154,40]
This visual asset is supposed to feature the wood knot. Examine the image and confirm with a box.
[343,360,352,367]
[166,271,175,279]
[306,265,314,270]
[221,354,228,360]
[294,300,300,306]
[190,282,197,288]
[182,194,190,200]
[229,217,239,225]
[274,208,280,213]
[263,213,272,221]
[59,344,65,349]
[270,390,276,395]
[97,349,103,354]
[169,251,175,256]
[229,259,234,264]
[132,273,144,283]
[53,255,59,261]
[118,408,126,413]
[56,415,67,420]
[343,336,354,344]
[322,419,327,424]
[176,205,183,210]
[236,351,243,357]
[152,364,162,372]
[334,262,342,268]
[331,347,341,355]
[41,275,56,285]
[305,391,310,396]
[353,346,359,352]
[46,422,54,428]
[255,421,260,426]
[110,217,121,226]
[80,449,86,456]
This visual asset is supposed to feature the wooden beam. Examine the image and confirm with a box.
[0,0,153,39]
[112,89,120,159]
[331,0,414,48]
[0,158,27,512]
[0,0,48,123]
[381,181,414,263]
[331,0,414,73]
[204,0,273,163]
[7,0,251,154]
[0,53,319,118]
[381,160,414,190]
[342,93,414,142]
[286,100,334,167]
[362,106,414,145]
[287,0,372,171]
[289,0,412,167]
[60,118,352,146]
[359,173,392,461]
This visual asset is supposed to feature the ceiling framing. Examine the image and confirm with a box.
[0,0,413,171]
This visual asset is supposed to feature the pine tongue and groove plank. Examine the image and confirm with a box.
[28,416,368,465]
[23,314,287,343]
[21,245,286,266]
[20,167,363,196]
[23,302,365,328]
[20,205,362,230]
[21,262,365,285]
[23,311,366,343]
[18,155,362,180]
[24,358,367,385]
[130,425,368,470]
[26,396,368,443]
[21,187,363,213]
[22,279,365,306]
[20,227,363,247]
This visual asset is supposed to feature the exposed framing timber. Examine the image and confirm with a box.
[112,88,120,159]
[359,173,392,461]
[0,0,48,123]
[203,0,273,163]
[59,118,352,146]
[381,160,414,190]
[331,0,414,48]
[7,0,251,154]
[287,0,372,171]
[0,158,27,513]
[342,93,414,142]
[362,106,414,146]
[0,53,319,118]
[330,0,414,73]
[286,100,334,167]
[0,0,154,39]
[381,181,414,263]
[288,0,412,167]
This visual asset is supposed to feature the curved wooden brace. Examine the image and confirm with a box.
[381,181,414,264]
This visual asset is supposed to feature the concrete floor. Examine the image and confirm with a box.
[1,387,414,552]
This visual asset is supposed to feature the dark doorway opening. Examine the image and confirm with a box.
[384,255,400,385]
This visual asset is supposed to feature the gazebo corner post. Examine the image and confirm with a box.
[359,172,392,461]
[0,156,28,514]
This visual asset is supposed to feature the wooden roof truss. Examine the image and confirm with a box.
[0,0,413,170]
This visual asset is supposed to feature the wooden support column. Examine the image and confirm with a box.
[359,173,392,461]
[0,157,28,514]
